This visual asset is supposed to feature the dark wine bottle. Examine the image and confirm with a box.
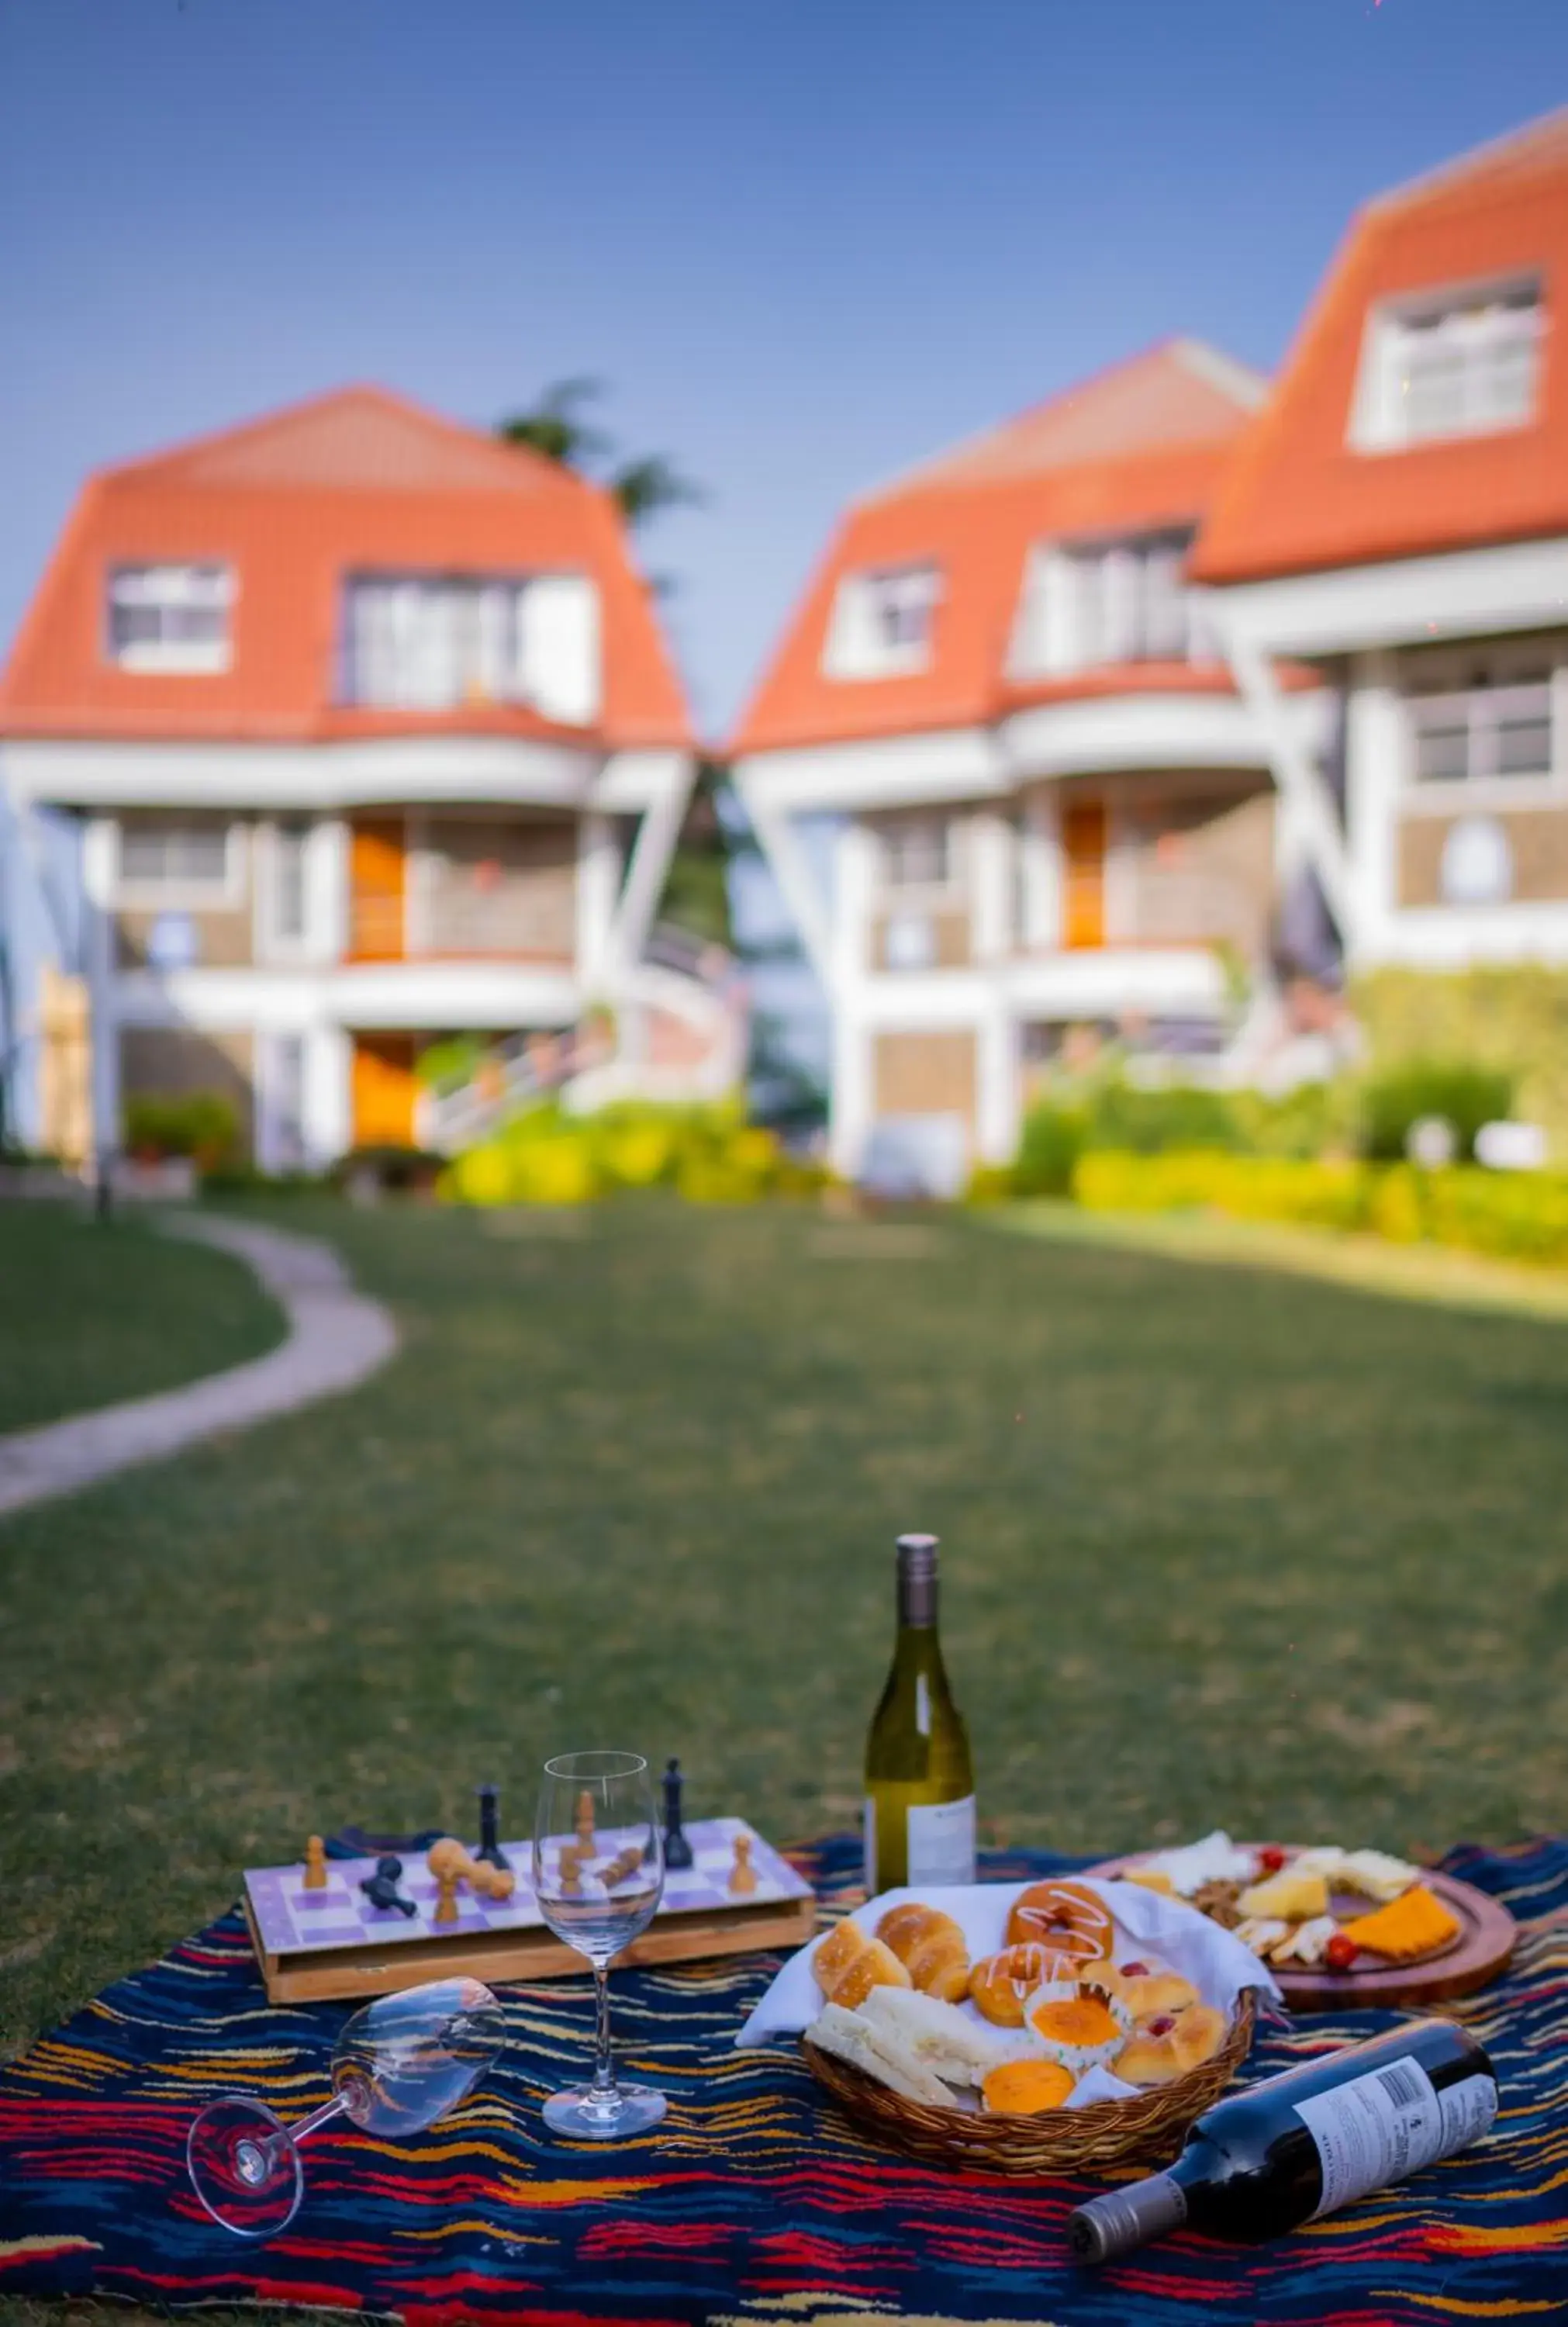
[1069,2019,1497,2264]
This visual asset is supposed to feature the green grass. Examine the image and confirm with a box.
[5,1195,1568,2069]
[0,1204,285,1435]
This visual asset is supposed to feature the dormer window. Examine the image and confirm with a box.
[1352,277,1543,451]
[106,564,233,673]
[1012,528,1212,677]
[342,571,600,724]
[822,564,940,679]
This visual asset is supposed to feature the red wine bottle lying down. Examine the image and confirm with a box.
[1069,2020,1497,2264]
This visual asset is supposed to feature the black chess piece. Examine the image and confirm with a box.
[361,1854,417,1916]
[475,1782,509,1871]
[661,1758,693,1870]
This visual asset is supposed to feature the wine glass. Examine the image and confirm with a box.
[186,1976,506,2237]
[533,1749,665,2140]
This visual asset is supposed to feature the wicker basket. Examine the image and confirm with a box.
[802,1990,1257,2177]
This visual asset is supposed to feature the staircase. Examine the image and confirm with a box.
[422,929,746,1155]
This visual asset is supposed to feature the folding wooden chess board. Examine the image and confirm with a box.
[243,1818,817,2001]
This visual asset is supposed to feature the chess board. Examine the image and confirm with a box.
[243,1819,817,2002]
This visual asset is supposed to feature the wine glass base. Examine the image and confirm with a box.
[543,2081,667,2142]
[187,2097,304,2238]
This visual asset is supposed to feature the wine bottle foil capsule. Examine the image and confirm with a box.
[895,1533,938,1625]
[1067,2172,1188,2265]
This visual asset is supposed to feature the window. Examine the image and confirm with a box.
[1013,530,1210,676]
[106,565,233,673]
[117,818,233,897]
[881,814,952,891]
[1407,669,1554,787]
[823,565,940,679]
[342,572,599,724]
[1355,278,1543,451]
[271,820,310,944]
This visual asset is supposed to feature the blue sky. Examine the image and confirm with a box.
[2,0,1566,742]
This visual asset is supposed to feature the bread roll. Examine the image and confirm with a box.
[812,1918,911,2008]
[804,2004,952,2106]
[875,1903,970,2003]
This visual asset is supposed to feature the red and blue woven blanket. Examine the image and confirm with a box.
[2,1837,1564,2325]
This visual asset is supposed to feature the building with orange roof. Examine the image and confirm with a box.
[0,386,733,1166]
[1194,109,1568,987]
[730,341,1321,1184]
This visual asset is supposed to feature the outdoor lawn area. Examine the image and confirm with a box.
[0,1204,285,1437]
[4,1195,1568,2059]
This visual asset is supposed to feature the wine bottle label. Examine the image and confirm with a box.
[905,1795,976,1886]
[1296,2059,1498,2218]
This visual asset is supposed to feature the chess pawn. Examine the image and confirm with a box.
[302,1834,327,1891]
[427,1836,473,1884]
[575,1789,596,1851]
[559,1846,582,1897]
[433,1867,460,1925]
[728,1834,758,1897]
[482,1865,516,1902]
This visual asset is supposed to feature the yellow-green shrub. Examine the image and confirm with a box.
[442,1094,829,1208]
[1070,1148,1568,1267]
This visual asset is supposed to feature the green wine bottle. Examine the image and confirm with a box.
[863,1533,976,1894]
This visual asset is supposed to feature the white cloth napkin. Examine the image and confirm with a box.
[735,1876,1278,2110]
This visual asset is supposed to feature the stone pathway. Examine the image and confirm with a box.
[0,1212,398,1520]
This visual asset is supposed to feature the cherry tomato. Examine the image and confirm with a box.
[1325,1933,1359,1973]
[1120,1961,1149,1978]
[1257,1845,1287,1875]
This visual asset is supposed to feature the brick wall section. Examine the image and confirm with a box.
[423,815,576,956]
[1400,805,1568,907]
[873,1029,977,1125]
[1120,783,1275,955]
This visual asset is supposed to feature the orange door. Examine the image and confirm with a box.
[1062,800,1107,949]
[352,1033,417,1146]
[350,820,406,959]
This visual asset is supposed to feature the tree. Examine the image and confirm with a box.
[496,380,703,529]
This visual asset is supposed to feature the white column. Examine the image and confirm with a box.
[314,818,350,963]
[1344,650,1403,968]
[306,1022,353,1162]
[976,1004,1020,1164]
[81,816,118,1159]
[827,819,876,1177]
[969,810,1012,962]
[575,811,620,991]
[1019,788,1062,950]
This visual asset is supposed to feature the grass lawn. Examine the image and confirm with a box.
[0,1202,285,1437]
[5,1195,1568,2067]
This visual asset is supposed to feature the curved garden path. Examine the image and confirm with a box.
[0,1212,398,1520]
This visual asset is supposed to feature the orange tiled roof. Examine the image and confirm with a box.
[0,386,692,750]
[1193,110,1568,586]
[729,341,1265,758]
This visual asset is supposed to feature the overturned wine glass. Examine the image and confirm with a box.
[186,1976,506,2237]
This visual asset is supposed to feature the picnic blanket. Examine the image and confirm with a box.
[2,1836,1565,2325]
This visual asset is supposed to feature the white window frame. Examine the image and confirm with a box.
[105,563,235,674]
[1350,273,1544,454]
[1400,639,1566,808]
[877,811,960,901]
[822,565,941,679]
[1010,529,1209,679]
[340,569,599,724]
[256,1029,311,1173]
[113,817,245,909]
[254,817,316,959]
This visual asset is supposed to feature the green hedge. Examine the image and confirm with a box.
[1072,1149,1568,1268]
[124,1091,240,1169]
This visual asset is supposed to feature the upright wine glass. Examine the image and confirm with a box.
[186,1976,506,2237]
[533,1749,665,2140]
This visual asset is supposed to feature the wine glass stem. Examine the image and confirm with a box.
[252,2090,349,2174]
[592,1962,616,2095]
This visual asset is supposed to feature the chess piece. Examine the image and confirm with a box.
[728,1834,757,1897]
[575,1789,596,1851]
[559,1845,582,1897]
[433,1867,460,1925]
[302,1834,328,1890]
[661,1758,694,1871]
[475,1782,509,1871]
[361,1855,417,1917]
[475,1863,516,1902]
[427,1836,471,1883]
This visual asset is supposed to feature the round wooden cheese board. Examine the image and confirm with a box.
[1088,1845,1516,2012]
